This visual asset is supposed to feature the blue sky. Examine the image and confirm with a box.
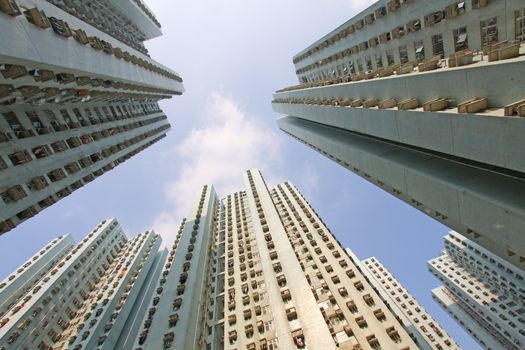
[0,1,480,348]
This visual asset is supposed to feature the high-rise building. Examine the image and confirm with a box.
[132,184,218,350]
[0,218,165,350]
[0,0,184,234]
[272,0,525,269]
[135,169,419,350]
[0,234,75,320]
[1,171,432,350]
[429,231,525,350]
[358,255,458,350]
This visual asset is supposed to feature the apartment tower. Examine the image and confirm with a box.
[0,218,166,350]
[135,170,421,350]
[429,231,525,350]
[272,0,525,270]
[358,255,458,350]
[0,0,184,234]
[0,171,461,349]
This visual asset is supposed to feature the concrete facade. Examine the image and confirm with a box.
[0,218,166,350]
[0,171,464,349]
[0,234,75,320]
[273,0,525,270]
[135,170,419,350]
[0,0,184,234]
[133,184,218,349]
[292,0,524,83]
[359,256,458,350]
[429,231,525,350]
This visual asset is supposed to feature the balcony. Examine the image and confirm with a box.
[363,294,375,306]
[374,309,386,321]
[256,320,264,333]
[276,274,286,287]
[355,316,367,329]
[5,185,26,201]
[346,300,358,313]
[254,305,261,316]
[387,0,400,11]
[0,63,26,79]
[163,332,174,348]
[228,314,236,325]
[292,329,306,348]
[9,150,31,166]
[24,7,51,29]
[245,324,254,337]
[243,309,252,320]
[228,330,237,344]
[367,335,381,349]
[168,314,178,328]
[281,289,291,302]
[387,326,401,343]
[172,298,182,311]
[286,307,297,321]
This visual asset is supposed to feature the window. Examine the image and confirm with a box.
[446,2,466,18]
[60,109,72,125]
[432,34,444,57]
[414,40,425,60]
[480,17,498,47]
[3,112,22,132]
[168,314,178,328]
[32,145,51,159]
[365,55,373,71]
[347,61,356,74]
[453,26,468,51]
[163,332,174,349]
[375,53,383,68]
[262,305,270,315]
[393,25,405,39]
[472,0,489,10]
[407,19,421,33]
[386,49,395,66]
[399,45,409,64]
[268,338,279,350]
[516,9,525,42]
[356,59,363,72]
[26,111,43,129]
[355,19,364,30]
[375,6,387,18]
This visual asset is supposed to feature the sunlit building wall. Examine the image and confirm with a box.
[273,0,525,269]
[429,231,525,350]
[0,218,165,350]
[360,256,458,350]
[135,170,419,350]
[0,0,185,234]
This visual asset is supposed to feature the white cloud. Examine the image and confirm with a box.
[152,92,283,244]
